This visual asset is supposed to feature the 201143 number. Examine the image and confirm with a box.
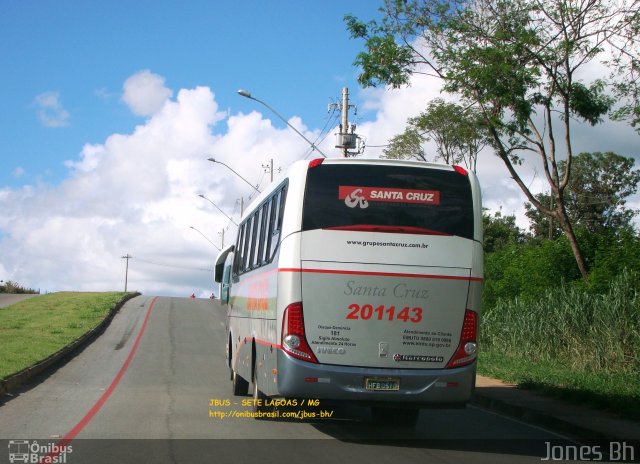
[345,304,423,323]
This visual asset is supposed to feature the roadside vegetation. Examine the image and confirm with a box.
[0,280,39,294]
[0,292,129,380]
[480,213,640,419]
[478,152,640,420]
[346,0,640,419]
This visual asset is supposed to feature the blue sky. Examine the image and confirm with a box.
[1,1,638,296]
[1,0,376,188]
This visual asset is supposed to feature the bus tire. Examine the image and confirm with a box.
[252,364,271,414]
[232,369,249,396]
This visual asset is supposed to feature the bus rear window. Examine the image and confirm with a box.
[302,164,474,240]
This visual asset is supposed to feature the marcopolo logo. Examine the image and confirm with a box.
[7,440,73,463]
[393,354,444,363]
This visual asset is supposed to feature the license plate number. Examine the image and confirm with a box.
[365,377,400,391]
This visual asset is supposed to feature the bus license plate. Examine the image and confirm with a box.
[365,377,400,391]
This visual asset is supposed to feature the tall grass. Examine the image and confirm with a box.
[481,270,640,374]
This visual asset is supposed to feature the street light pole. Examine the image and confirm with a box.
[207,158,261,193]
[190,226,221,251]
[237,89,328,158]
[197,194,238,226]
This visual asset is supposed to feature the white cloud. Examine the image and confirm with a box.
[64,143,105,173]
[354,73,446,159]
[122,70,173,117]
[33,91,70,128]
[1,69,638,295]
[1,75,227,295]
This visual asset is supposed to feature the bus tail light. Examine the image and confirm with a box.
[446,310,478,368]
[281,302,318,363]
[453,165,468,176]
[308,158,324,169]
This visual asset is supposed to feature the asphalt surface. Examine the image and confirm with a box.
[0,294,38,308]
[0,295,637,464]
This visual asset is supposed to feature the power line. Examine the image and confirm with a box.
[130,256,213,273]
[303,108,341,160]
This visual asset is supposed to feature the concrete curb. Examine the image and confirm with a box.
[471,390,609,441]
[471,375,640,442]
[0,292,141,398]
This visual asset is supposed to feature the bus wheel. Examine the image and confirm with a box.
[252,364,270,414]
[371,407,420,428]
[232,369,249,396]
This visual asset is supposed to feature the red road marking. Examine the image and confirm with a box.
[41,296,158,462]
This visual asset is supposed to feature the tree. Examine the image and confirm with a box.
[483,209,528,253]
[524,192,562,240]
[383,126,428,162]
[346,0,640,278]
[383,98,489,172]
[525,152,640,238]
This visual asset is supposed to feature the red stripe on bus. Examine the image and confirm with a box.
[233,337,281,371]
[278,267,483,282]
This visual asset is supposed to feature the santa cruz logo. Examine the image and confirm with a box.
[338,185,440,208]
[344,188,369,209]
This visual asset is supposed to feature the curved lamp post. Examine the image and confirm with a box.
[197,194,238,226]
[190,226,221,251]
[237,89,327,158]
[207,158,261,193]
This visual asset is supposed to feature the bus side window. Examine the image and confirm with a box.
[249,208,261,269]
[242,216,253,273]
[256,202,269,267]
[264,193,277,262]
[276,185,287,231]
[267,185,287,261]
[268,190,282,260]
[233,223,246,277]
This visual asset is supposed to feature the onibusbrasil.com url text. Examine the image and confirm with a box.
[209,409,334,420]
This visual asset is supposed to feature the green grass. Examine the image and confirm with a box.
[0,292,130,380]
[478,350,640,420]
[479,271,640,420]
[481,270,639,374]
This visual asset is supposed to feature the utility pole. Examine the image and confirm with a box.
[261,158,282,184]
[219,228,225,248]
[332,87,360,157]
[341,88,350,158]
[121,254,131,292]
[262,158,274,183]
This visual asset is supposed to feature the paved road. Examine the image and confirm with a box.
[0,296,576,464]
[0,294,38,308]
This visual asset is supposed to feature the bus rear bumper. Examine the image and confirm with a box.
[276,353,476,407]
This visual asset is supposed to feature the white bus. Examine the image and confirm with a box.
[214,158,483,425]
